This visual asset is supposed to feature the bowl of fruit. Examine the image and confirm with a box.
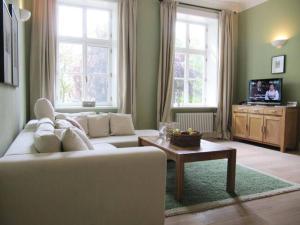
[170,128,202,147]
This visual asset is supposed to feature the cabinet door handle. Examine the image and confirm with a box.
[271,110,277,113]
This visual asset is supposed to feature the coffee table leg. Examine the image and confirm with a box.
[227,150,236,193]
[176,160,184,201]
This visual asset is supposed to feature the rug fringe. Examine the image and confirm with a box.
[165,185,300,217]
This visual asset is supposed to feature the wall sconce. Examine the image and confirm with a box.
[271,38,288,48]
[19,9,31,22]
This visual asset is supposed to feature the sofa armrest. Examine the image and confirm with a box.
[0,147,167,225]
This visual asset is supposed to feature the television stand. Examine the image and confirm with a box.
[247,102,281,106]
[232,105,299,152]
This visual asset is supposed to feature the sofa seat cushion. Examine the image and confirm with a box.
[5,130,38,156]
[93,143,117,151]
[89,130,159,148]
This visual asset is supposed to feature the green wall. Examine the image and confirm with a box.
[136,0,160,129]
[0,0,28,156]
[237,0,300,103]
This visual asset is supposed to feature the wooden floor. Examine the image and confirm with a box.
[165,141,300,225]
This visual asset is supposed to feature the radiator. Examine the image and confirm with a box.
[176,113,214,133]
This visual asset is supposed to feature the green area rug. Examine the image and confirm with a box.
[165,160,300,216]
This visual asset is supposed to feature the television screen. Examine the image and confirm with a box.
[248,78,282,103]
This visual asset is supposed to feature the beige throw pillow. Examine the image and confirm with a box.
[110,113,135,136]
[66,117,85,132]
[62,128,89,152]
[87,114,110,138]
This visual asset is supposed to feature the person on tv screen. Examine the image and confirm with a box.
[251,81,265,100]
[265,83,279,100]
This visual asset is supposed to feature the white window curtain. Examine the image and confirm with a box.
[118,0,137,123]
[29,0,57,118]
[216,10,235,139]
[157,0,177,125]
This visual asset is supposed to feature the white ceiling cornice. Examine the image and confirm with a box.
[180,0,268,13]
[238,0,268,12]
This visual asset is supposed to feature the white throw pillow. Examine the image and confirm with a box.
[54,129,65,139]
[109,113,135,136]
[34,130,61,153]
[34,98,55,122]
[34,121,61,153]
[73,128,94,150]
[55,119,74,129]
[62,128,89,152]
[87,114,110,138]
[24,120,39,130]
[54,128,94,150]
[65,117,85,132]
[38,123,55,132]
[38,118,54,126]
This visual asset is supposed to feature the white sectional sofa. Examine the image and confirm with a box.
[0,123,167,225]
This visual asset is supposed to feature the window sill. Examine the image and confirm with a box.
[172,107,217,110]
[55,106,119,111]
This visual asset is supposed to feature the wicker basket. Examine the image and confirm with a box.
[170,133,202,147]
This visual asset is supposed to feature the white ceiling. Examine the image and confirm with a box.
[181,0,268,12]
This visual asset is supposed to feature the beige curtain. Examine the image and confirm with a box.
[29,0,57,118]
[157,0,177,125]
[118,0,137,123]
[216,10,235,139]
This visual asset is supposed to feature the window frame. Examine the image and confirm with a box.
[173,11,219,109]
[55,0,117,108]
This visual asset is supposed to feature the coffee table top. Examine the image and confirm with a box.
[139,136,235,156]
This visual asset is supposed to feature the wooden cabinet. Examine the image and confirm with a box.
[248,114,264,142]
[263,116,281,146]
[232,105,299,152]
[232,113,248,138]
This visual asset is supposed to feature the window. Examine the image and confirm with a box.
[173,8,219,108]
[56,0,118,107]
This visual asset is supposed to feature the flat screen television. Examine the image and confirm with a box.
[248,78,282,105]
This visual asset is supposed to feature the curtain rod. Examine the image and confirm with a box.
[158,0,222,12]
[179,2,222,12]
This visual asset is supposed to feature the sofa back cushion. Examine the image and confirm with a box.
[87,114,110,138]
[55,111,96,120]
[34,98,55,122]
[109,113,135,136]
[73,116,89,135]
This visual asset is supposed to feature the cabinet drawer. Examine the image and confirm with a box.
[248,107,264,114]
[233,106,249,113]
[264,108,283,116]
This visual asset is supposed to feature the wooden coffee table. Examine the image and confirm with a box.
[138,136,236,201]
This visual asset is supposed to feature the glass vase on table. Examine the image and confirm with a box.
[159,122,180,141]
